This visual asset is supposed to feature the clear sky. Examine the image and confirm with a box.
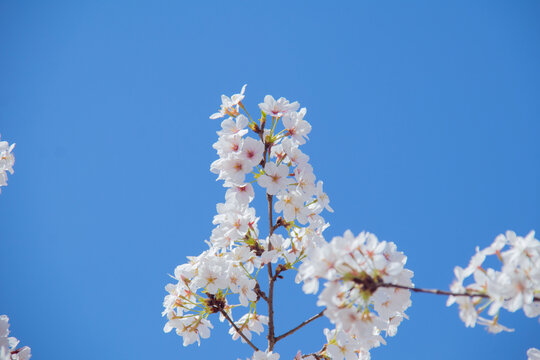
[1,1,539,359]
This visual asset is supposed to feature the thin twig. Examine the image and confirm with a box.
[302,354,324,360]
[275,309,326,342]
[269,282,540,347]
[301,345,326,359]
[219,309,260,352]
[380,283,540,302]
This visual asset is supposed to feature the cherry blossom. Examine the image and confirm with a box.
[0,136,15,194]
[447,230,540,333]
[282,108,311,145]
[0,316,31,360]
[257,162,290,196]
[528,348,540,360]
[252,350,280,360]
[258,95,299,118]
[297,231,413,358]
[210,84,247,119]
[164,86,539,359]
[229,313,269,343]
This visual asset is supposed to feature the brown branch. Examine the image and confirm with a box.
[266,192,276,350]
[302,354,325,360]
[275,309,326,342]
[379,283,540,302]
[259,117,268,165]
[254,281,268,302]
[301,345,327,359]
[270,216,286,233]
[271,264,287,282]
[219,309,260,352]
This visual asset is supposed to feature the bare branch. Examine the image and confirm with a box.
[275,309,326,342]
[379,283,540,302]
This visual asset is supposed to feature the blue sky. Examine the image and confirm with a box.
[1,1,539,359]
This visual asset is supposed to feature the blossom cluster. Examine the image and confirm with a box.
[297,231,413,359]
[0,316,31,360]
[0,135,15,193]
[163,85,335,359]
[162,86,538,359]
[447,230,540,333]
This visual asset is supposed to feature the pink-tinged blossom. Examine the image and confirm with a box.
[210,84,247,119]
[283,108,311,145]
[269,143,287,163]
[258,95,299,118]
[225,183,255,205]
[257,162,290,195]
[213,134,243,157]
[281,138,309,168]
[211,154,251,185]
[240,137,264,168]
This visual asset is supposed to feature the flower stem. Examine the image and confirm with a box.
[219,309,260,352]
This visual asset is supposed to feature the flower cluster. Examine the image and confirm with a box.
[0,136,15,193]
[0,316,31,360]
[447,230,540,333]
[163,86,538,359]
[298,231,413,359]
[163,85,334,359]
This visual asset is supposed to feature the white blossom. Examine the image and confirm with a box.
[298,231,412,358]
[252,350,280,360]
[0,316,31,360]
[447,230,540,331]
[164,86,539,359]
[210,85,247,119]
[229,313,268,343]
[257,162,290,196]
[282,108,311,145]
[528,348,540,360]
[258,95,299,118]
[0,136,15,193]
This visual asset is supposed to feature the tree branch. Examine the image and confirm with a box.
[254,281,268,302]
[219,309,260,352]
[379,283,540,302]
[275,309,326,342]
[266,193,276,351]
[302,354,324,360]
